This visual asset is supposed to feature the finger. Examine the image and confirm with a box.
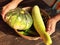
[47,30,51,35]
[1,5,8,18]
[46,21,51,31]
[46,23,52,35]
[49,24,55,35]
[2,6,10,19]
[22,7,31,11]
[47,23,55,35]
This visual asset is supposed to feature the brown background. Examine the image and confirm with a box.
[0,0,60,45]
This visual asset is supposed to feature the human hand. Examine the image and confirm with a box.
[46,17,57,35]
[1,0,23,19]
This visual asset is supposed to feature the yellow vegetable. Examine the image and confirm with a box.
[32,5,52,45]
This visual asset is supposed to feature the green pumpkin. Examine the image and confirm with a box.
[5,8,33,30]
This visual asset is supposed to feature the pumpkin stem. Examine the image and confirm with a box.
[20,10,25,14]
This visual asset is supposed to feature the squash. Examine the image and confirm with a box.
[5,7,33,30]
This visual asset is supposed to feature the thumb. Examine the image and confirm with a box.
[1,7,11,19]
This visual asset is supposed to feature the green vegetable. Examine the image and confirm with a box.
[5,8,33,30]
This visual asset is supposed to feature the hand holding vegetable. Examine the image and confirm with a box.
[1,0,23,19]
[47,14,60,35]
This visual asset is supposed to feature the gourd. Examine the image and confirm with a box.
[4,7,33,30]
[32,5,52,45]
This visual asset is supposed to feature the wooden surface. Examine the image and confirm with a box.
[0,0,60,45]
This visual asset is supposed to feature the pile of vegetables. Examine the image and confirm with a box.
[3,5,52,45]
